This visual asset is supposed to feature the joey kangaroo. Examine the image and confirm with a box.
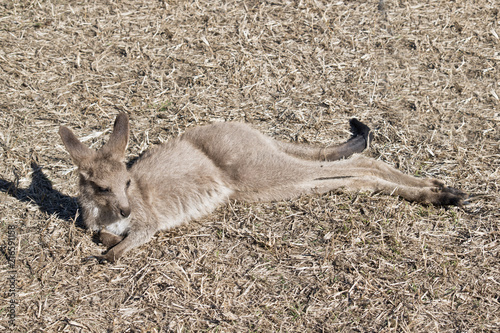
[59,114,467,263]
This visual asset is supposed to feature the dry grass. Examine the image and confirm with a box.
[0,0,499,331]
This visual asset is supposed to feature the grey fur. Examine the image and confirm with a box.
[59,114,467,263]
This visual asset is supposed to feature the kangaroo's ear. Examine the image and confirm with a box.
[59,126,93,166]
[101,113,129,160]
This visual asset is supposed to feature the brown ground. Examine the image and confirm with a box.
[0,0,499,332]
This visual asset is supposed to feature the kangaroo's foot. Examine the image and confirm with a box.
[430,185,469,206]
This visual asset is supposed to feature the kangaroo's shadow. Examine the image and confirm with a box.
[0,162,84,228]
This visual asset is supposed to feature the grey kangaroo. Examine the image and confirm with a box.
[59,114,467,263]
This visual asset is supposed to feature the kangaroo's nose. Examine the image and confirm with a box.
[120,207,131,218]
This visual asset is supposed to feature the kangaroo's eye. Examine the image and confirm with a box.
[97,186,111,193]
[126,179,131,188]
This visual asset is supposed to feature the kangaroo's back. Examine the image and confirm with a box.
[181,122,310,190]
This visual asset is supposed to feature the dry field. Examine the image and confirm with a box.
[1,0,499,332]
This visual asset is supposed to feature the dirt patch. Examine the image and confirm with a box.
[0,0,498,331]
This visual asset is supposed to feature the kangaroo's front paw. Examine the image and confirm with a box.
[99,230,124,248]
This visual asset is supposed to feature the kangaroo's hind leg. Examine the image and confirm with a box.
[275,119,373,161]
[307,156,468,205]
[340,155,443,188]
[235,155,467,206]
[306,175,467,206]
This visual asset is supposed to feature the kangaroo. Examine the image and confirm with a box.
[59,114,467,263]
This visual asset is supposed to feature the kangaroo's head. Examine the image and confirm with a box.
[59,113,131,229]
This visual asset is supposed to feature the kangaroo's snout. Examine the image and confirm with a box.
[116,185,131,218]
[120,206,131,218]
